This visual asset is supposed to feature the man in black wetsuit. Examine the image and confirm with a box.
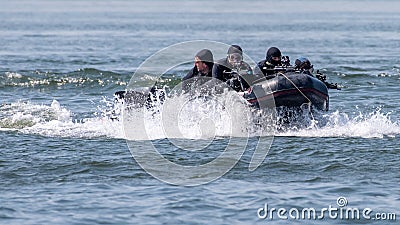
[212,45,253,92]
[182,49,214,92]
[255,47,283,77]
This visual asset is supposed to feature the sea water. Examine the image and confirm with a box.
[1,0,399,224]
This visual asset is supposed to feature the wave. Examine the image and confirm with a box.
[333,66,400,79]
[0,69,128,88]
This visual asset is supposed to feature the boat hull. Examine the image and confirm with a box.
[245,72,329,111]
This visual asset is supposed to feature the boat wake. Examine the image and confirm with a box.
[0,99,125,139]
[278,108,400,138]
[0,96,399,140]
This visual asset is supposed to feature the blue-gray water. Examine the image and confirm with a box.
[1,0,399,224]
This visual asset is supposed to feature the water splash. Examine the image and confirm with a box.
[0,100,69,129]
[278,108,400,138]
[123,90,257,141]
[0,99,125,139]
[1,95,398,139]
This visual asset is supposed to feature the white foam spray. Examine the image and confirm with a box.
[0,97,398,139]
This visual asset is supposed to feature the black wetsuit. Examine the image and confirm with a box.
[212,58,253,92]
[255,59,285,78]
[255,59,277,77]
[182,66,213,92]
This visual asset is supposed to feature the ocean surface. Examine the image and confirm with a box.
[1,0,399,224]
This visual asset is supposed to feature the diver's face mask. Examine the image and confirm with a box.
[228,53,243,68]
[269,55,282,66]
[271,56,281,62]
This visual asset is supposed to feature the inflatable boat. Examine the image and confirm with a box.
[243,71,330,111]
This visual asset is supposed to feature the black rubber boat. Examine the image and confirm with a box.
[243,71,330,111]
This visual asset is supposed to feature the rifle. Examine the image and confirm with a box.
[315,70,340,90]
